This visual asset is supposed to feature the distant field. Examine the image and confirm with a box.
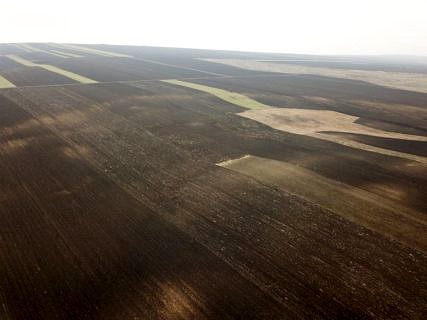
[14,43,71,58]
[164,79,427,163]
[205,58,427,94]
[7,54,97,84]
[258,58,427,74]
[48,49,83,58]
[51,43,133,58]
[1,43,426,320]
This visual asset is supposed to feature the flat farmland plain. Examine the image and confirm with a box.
[0,43,427,319]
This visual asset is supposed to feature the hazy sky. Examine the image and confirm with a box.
[1,0,426,55]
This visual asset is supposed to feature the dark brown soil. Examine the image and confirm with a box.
[1,43,426,319]
[324,131,427,157]
[0,65,77,86]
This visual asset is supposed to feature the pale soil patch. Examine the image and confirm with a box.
[218,155,427,253]
[204,58,427,94]
[0,74,15,88]
[6,54,97,84]
[240,108,427,140]
[239,108,427,164]
[164,79,427,163]
[0,137,34,153]
[62,145,93,160]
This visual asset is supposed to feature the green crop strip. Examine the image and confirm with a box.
[162,79,270,110]
[7,55,97,84]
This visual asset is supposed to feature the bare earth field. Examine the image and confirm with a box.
[204,58,427,94]
[1,43,427,319]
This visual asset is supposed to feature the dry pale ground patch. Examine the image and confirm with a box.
[165,80,427,164]
[239,108,427,163]
[0,74,15,88]
[203,58,427,94]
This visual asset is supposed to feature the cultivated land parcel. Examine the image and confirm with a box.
[0,43,427,319]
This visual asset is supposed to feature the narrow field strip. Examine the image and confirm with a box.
[13,44,32,52]
[15,43,40,52]
[52,43,132,58]
[44,51,70,58]
[14,43,69,58]
[6,55,97,84]
[0,74,15,88]
[312,132,427,164]
[162,79,270,110]
[48,49,83,58]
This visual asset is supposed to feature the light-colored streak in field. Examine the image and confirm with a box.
[218,155,427,253]
[6,55,97,84]
[162,79,269,110]
[49,49,83,58]
[204,58,427,94]
[164,79,427,163]
[41,51,70,58]
[52,43,132,58]
[0,74,15,88]
[16,43,40,52]
[14,43,69,58]
[13,44,33,52]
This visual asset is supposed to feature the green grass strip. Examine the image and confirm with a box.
[162,79,270,110]
[53,44,132,58]
[7,55,97,84]
[0,74,15,88]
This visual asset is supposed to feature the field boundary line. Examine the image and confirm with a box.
[131,56,227,77]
